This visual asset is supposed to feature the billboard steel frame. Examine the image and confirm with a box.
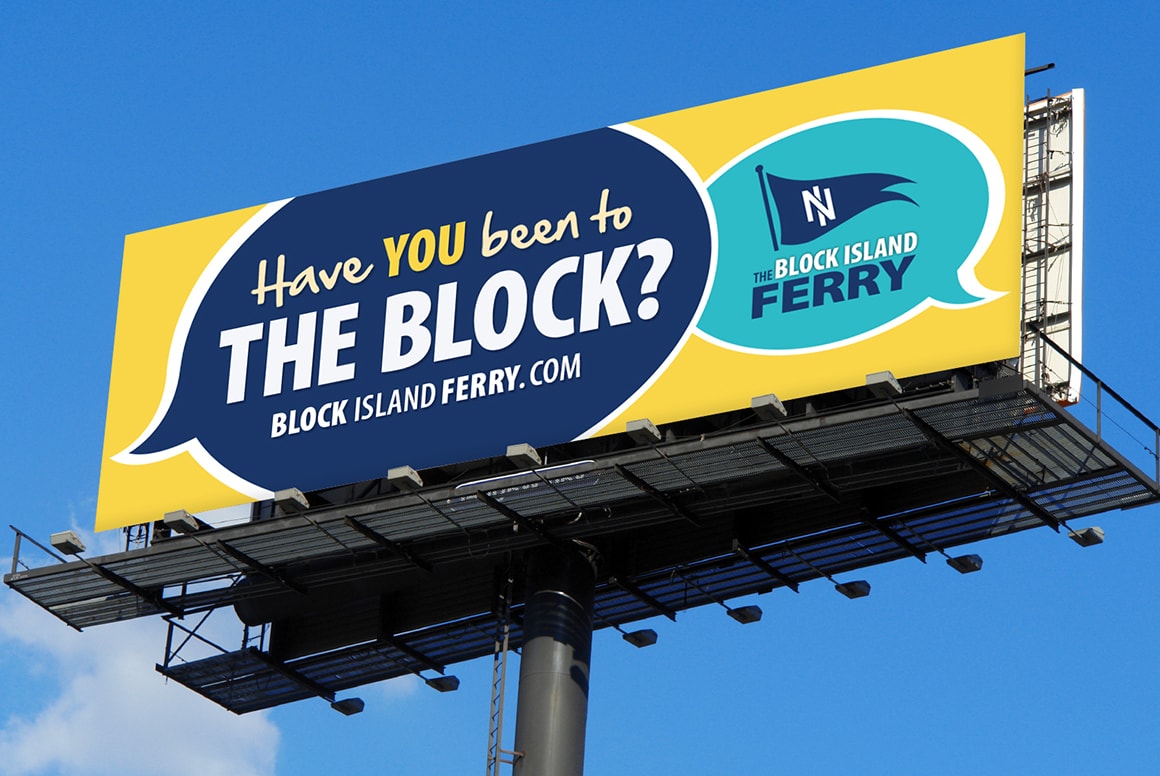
[8,355,1159,717]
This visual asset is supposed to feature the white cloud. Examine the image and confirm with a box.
[1,515,448,776]
[374,673,421,703]
[0,563,280,775]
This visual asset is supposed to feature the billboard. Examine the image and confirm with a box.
[97,35,1024,531]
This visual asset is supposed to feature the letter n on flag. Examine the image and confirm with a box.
[756,166,917,250]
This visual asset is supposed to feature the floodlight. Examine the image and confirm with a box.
[1069,526,1104,547]
[946,554,983,574]
[162,510,200,535]
[387,465,424,490]
[626,418,662,445]
[506,443,542,468]
[330,697,365,716]
[49,530,85,555]
[274,488,309,512]
[866,371,902,398]
[727,605,763,624]
[751,393,787,421]
[622,629,658,648]
[425,675,461,693]
[835,580,871,599]
[151,520,173,541]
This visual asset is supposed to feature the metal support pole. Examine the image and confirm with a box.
[512,546,596,776]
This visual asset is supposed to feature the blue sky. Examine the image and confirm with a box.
[2,3,1158,774]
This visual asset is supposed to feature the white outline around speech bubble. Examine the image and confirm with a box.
[112,199,293,500]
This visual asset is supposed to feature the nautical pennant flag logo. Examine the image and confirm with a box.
[756,166,917,250]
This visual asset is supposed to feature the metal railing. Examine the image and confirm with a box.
[1026,322,1160,485]
[7,525,69,578]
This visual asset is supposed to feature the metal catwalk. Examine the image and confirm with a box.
[7,370,1158,714]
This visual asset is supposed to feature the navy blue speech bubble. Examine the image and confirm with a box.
[118,128,713,495]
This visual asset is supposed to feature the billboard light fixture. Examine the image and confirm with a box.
[946,554,984,574]
[49,530,86,556]
[866,371,902,399]
[387,465,424,491]
[626,418,662,445]
[506,443,542,469]
[330,697,365,716]
[751,393,787,421]
[673,567,763,624]
[1069,526,1104,547]
[726,605,763,624]
[783,545,870,600]
[274,488,309,513]
[622,628,658,648]
[900,522,982,575]
[425,675,461,693]
[162,510,200,535]
[600,616,660,648]
[835,580,871,599]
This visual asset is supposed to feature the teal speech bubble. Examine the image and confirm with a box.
[698,112,1005,352]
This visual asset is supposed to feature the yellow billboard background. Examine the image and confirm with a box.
[97,35,1024,531]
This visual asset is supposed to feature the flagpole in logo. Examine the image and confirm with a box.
[755,164,780,252]
[756,166,917,252]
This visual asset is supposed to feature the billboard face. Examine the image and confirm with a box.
[97,35,1024,531]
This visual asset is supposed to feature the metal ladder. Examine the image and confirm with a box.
[485,568,520,775]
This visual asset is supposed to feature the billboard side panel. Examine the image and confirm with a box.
[1070,88,1086,391]
[1021,89,1083,404]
